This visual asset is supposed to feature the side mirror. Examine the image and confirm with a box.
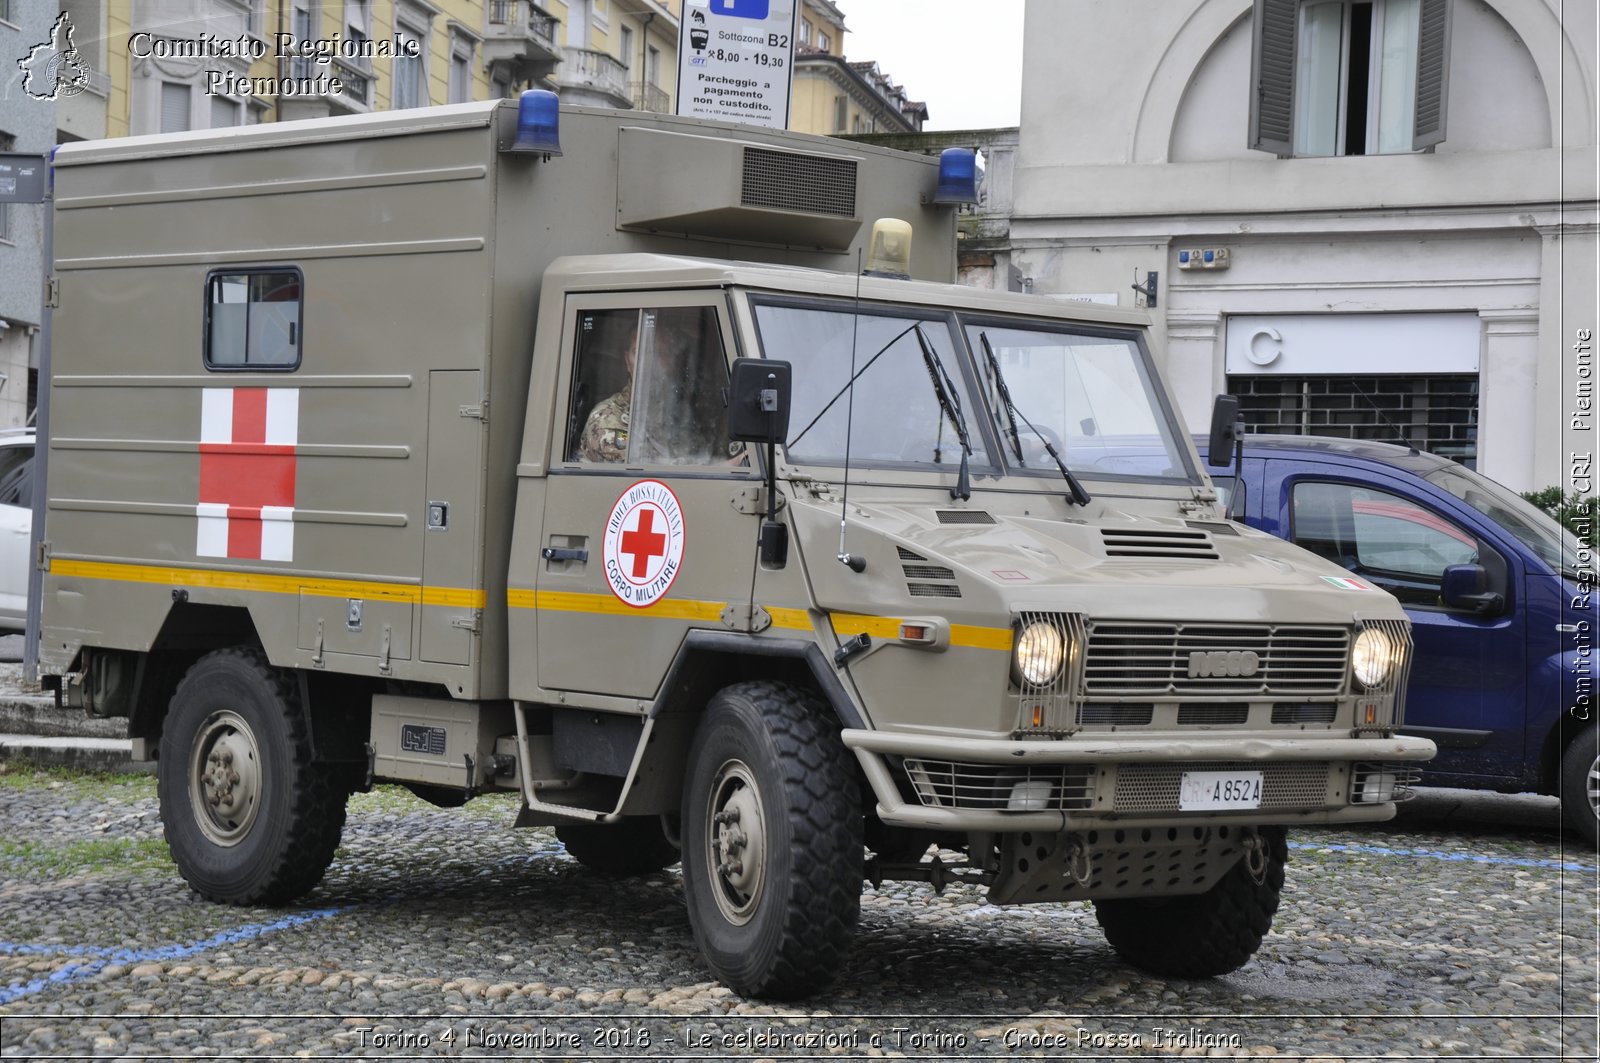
[1441,563,1505,615]
[726,358,792,444]
[1208,394,1242,467]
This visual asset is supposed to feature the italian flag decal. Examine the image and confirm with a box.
[1321,575,1370,590]
[197,387,298,562]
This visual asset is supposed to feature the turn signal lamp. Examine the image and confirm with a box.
[510,89,563,156]
[933,147,978,205]
[864,218,912,277]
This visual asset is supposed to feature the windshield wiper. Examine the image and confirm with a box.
[979,331,1091,506]
[914,325,972,501]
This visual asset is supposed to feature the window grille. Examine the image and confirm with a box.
[1228,373,1478,465]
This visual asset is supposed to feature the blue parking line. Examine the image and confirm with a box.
[0,907,349,1006]
[1288,840,1596,873]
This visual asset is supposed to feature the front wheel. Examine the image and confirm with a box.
[158,647,346,905]
[680,682,862,999]
[1559,726,1599,846]
[1093,827,1287,978]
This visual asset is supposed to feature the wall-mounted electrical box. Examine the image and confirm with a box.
[1177,247,1231,270]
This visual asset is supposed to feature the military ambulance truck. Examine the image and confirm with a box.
[39,96,1434,999]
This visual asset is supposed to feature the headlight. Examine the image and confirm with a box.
[1351,627,1396,689]
[1013,621,1065,686]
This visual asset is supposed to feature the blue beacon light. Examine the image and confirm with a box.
[510,90,562,156]
[932,147,978,205]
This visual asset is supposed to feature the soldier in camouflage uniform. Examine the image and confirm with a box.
[581,388,631,462]
[580,327,637,462]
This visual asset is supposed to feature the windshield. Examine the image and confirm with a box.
[752,300,992,472]
[965,322,1195,483]
[1423,464,1590,577]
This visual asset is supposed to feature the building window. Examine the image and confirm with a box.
[160,82,192,133]
[290,3,317,79]
[799,18,811,45]
[647,44,660,86]
[817,30,830,53]
[449,36,472,103]
[1249,0,1450,157]
[205,270,303,370]
[833,94,847,133]
[210,97,240,127]
[0,133,12,241]
[247,0,266,38]
[620,25,633,69]
[0,0,13,23]
[393,26,426,109]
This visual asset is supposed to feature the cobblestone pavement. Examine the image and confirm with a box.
[0,768,1596,1060]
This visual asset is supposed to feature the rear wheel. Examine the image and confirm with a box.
[556,816,679,875]
[158,647,346,905]
[1559,726,1599,846]
[680,681,861,999]
[1093,827,1286,978]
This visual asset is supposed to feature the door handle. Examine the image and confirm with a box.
[541,547,588,562]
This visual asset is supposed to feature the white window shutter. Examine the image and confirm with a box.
[1412,0,1452,149]
[160,82,192,133]
[1249,0,1299,155]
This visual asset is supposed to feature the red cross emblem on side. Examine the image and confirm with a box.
[602,479,686,608]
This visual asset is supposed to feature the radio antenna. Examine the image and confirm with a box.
[837,250,866,572]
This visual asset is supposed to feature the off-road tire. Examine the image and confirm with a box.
[158,647,346,905]
[556,817,679,875]
[681,681,861,999]
[1560,725,1600,847]
[1093,826,1287,978]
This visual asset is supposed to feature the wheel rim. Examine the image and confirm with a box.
[1587,754,1600,822]
[704,758,767,926]
[187,709,262,847]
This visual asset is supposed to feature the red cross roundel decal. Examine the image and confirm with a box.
[602,480,686,608]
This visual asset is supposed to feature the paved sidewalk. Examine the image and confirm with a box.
[0,635,143,773]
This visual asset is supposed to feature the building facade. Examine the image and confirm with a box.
[1010,0,1597,493]
[790,0,925,136]
[0,0,57,427]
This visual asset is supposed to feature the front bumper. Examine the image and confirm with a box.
[843,729,1437,831]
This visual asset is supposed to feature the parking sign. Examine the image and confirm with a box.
[676,0,798,130]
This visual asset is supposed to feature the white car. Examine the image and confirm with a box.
[0,429,35,633]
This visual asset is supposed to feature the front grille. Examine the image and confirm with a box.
[1084,622,1350,697]
[903,564,956,580]
[1114,760,1334,813]
[908,582,961,598]
[740,147,857,216]
[1079,704,1154,726]
[1101,527,1220,560]
[1273,703,1338,724]
[903,759,1094,811]
[1177,703,1250,725]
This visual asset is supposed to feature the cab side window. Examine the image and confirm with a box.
[564,306,736,466]
[1291,481,1487,608]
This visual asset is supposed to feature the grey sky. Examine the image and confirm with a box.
[838,0,1026,131]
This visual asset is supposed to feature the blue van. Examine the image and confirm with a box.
[1201,431,1596,842]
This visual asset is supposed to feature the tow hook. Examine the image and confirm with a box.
[1242,829,1268,884]
[1064,833,1093,889]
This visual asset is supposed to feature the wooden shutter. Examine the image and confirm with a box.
[1412,0,1452,149]
[1249,0,1300,155]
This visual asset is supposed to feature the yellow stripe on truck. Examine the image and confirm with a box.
[50,558,487,608]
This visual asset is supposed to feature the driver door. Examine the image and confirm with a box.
[535,292,759,698]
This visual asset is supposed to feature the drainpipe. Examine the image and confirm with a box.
[275,0,286,121]
[638,10,654,109]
